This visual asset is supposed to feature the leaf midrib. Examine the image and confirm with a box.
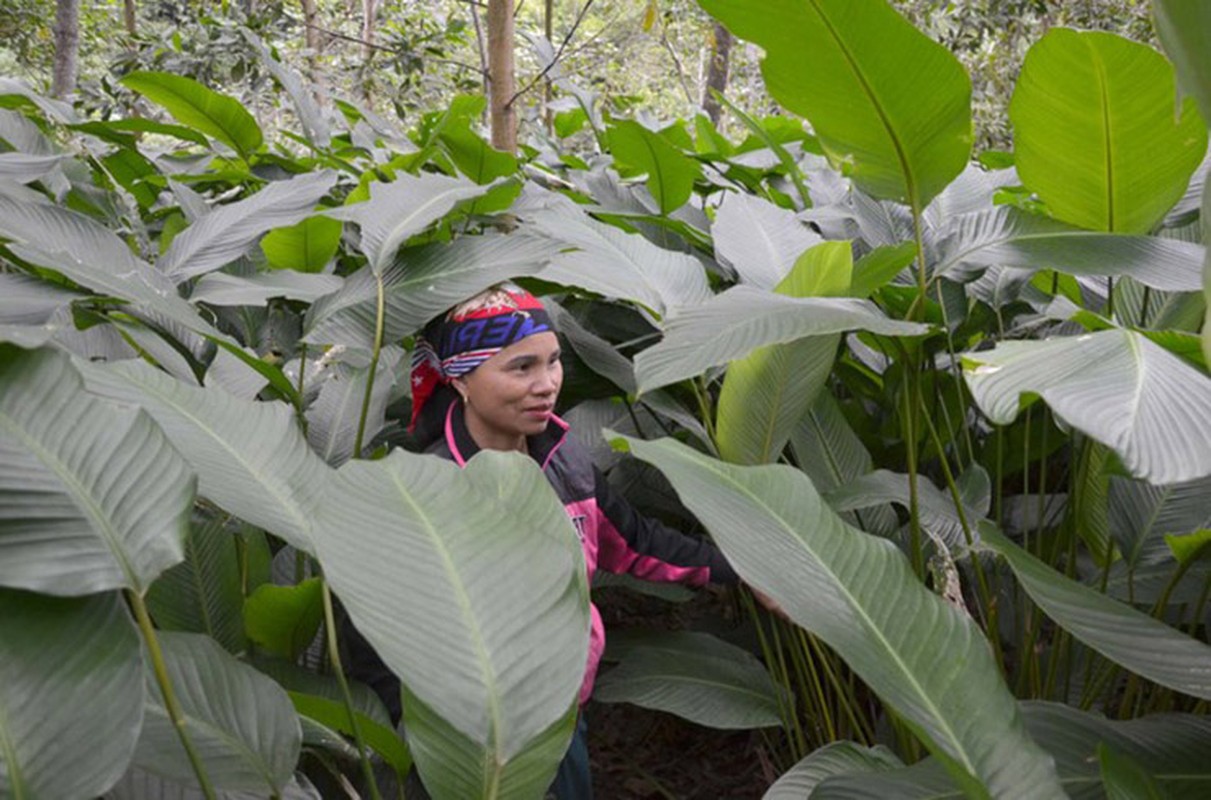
[386,468,505,769]
[808,0,918,207]
[652,443,979,776]
[0,404,139,591]
[121,368,313,543]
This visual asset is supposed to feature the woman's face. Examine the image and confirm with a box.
[455,331,563,452]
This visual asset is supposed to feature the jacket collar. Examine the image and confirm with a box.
[443,399,568,470]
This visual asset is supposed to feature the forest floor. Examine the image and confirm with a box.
[586,586,779,799]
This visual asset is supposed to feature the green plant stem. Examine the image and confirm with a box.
[805,631,873,745]
[691,376,718,446]
[747,590,808,758]
[1186,572,1211,642]
[917,405,1002,666]
[320,579,384,800]
[1106,276,1116,320]
[902,367,925,580]
[126,589,217,800]
[1139,286,1152,328]
[296,342,308,399]
[353,272,387,458]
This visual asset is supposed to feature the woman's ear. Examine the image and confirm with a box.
[452,376,468,401]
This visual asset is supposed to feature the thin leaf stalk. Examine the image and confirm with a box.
[917,402,1002,668]
[692,376,718,446]
[126,589,217,800]
[353,272,388,458]
[744,590,808,758]
[897,357,926,580]
[802,630,874,745]
[320,579,384,800]
[1118,543,1211,716]
[930,280,976,468]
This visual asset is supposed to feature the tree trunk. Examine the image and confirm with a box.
[702,22,733,126]
[301,0,320,53]
[123,0,136,37]
[52,0,79,99]
[361,0,377,61]
[487,0,517,153]
[542,0,554,134]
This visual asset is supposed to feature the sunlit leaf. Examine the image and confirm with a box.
[1009,30,1206,233]
[700,0,972,209]
[121,72,264,159]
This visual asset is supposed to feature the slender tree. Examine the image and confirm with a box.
[301,0,321,54]
[487,0,517,152]
[123,0,136,37]
[702,21,732,125]
[51,0,79,99]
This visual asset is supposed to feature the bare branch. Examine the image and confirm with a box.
[504,0,594,111]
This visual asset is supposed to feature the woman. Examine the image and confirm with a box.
[347,285,746,798]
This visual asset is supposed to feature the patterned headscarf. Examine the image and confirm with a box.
[408,286,554,431]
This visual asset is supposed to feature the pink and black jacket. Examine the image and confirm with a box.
[345,401,737,721]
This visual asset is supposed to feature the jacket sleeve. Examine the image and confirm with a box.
[593,466,738,586]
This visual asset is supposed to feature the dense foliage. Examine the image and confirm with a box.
[1,0,1210,798]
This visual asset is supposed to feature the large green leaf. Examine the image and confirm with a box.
[0,273,79,325]
[933,206,1206,292]
[0,152,64,183]
[1108,475,1211,570]
[520,187,711,316]
[594,630,783,729]
[312,449,590,799]
[146,519,247,653]
[1154,1,1211,124]
[133,632,301,794]
[1009,29,1207,233]
[981,525,1211,700]
[810,702,1211,799]
[287,693,411,777]
[260,215,344,273]
[159,171,337,282]
[765,742,904,800]
[107,769,320,800]
[1098,743,1171,800]
[615,434,1064,799]
[243,579,323,661]
[826,467,990,549]
[0,345,192,595]
[0,589,143,800]
[700,0,972,209]
[606,119,701,216]
[0,193,225,342]
[120,72,263,159]
[337,172,497,274]
[79,360,327,551]
[962,329,1211,484]
[711,190,823,290]
[634,285,927,394]
[715,241,851,465]
[304,228,561,349]
[305,346,403,466]
[190,272,344,307]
